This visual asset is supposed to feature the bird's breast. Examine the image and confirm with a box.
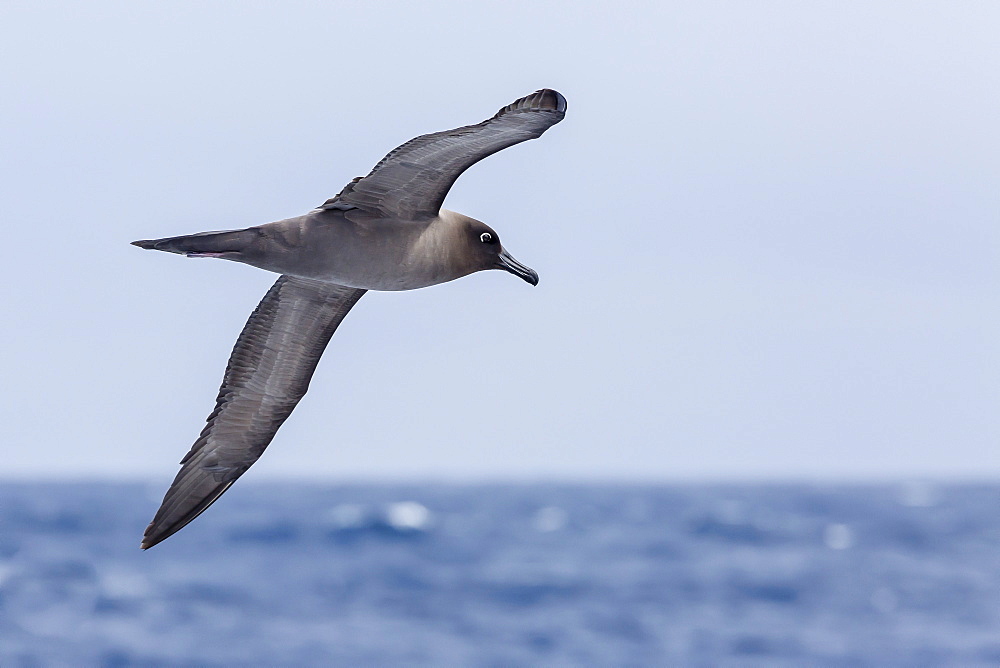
[263,215,465,291]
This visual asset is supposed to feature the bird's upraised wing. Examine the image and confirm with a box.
[141,276,365,549]
[320,88,566,220]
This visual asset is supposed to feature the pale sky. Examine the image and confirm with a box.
[2,2,997,481]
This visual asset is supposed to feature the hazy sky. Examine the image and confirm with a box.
[2,2,997,481]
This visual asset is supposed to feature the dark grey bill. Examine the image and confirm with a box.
[497,249,539,286]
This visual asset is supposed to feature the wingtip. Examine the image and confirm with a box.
[535,88,567,113]
[141,522,177,550]
[140,523,160,550]
[497,88,567,118]
[140,513,186,550]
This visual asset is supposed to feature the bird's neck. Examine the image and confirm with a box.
[405,210,476,281]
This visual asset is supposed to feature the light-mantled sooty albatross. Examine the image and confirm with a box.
[132,89,566,549]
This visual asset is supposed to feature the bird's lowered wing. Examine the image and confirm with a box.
[141,276,365,549]
[320,88,566,220]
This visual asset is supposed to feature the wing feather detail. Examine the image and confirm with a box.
[320,88,566,220]
[141,276,365,549]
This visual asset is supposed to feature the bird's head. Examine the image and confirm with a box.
[446,211,538,286]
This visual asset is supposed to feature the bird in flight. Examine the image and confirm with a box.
[132,89,566,549]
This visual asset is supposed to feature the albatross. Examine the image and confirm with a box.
[132,88,566,549]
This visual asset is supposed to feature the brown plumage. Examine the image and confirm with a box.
[134,89,565,548]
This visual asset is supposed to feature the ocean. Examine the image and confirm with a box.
[2,481,999,666]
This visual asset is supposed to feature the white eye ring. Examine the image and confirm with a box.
[480,232,493,243]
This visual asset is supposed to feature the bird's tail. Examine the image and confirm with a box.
[131,228,259,258]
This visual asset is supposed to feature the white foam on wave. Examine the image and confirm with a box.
[385,501,431,530]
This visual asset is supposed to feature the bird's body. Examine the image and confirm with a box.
[138,209,519,291]
[133,89,565,549]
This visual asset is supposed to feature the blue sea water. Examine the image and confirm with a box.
[2,481,1000,666]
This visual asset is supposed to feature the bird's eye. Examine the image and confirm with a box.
[480,232,494,244]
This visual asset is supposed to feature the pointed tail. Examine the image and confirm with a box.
[131,228,259,257]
